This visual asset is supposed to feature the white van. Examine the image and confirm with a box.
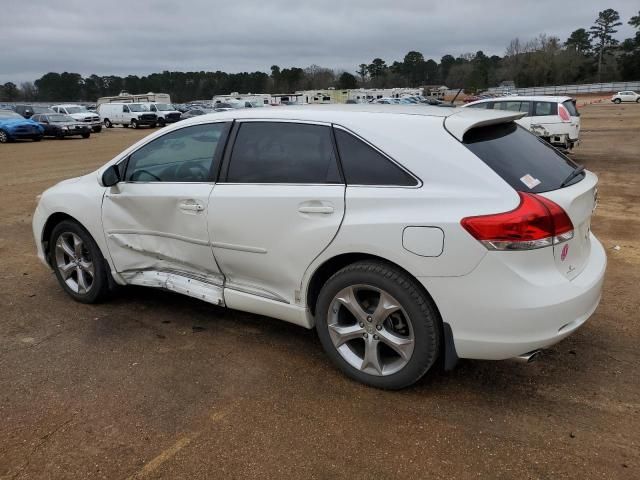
[463,96,580,151]
[50,104,103,133]
[143,103,182,126]
[98,103,158,129]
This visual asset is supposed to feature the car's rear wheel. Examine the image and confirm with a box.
[50,220,110,303]
[93,126,102,133]
[33,136,42,142]
[0,130,9,143]
[82,133,90,139]
[104,119,113,128]
[315,261,441,389]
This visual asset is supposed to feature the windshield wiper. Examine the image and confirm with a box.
[560,165,585,187]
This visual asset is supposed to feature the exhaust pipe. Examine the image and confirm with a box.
[513,349,543,363]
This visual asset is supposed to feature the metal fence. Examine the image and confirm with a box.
[486,81,640,96]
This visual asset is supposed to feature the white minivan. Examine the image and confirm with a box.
[98,103,158,129]
[144,103,182,126]
[463,96,580,151]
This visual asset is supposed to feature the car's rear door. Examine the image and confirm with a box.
[102,122,230,293]
[208,120,345,305]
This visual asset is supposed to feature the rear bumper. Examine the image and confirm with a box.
[421,234,606,360]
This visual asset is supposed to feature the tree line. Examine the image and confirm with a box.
[1,8,638,103]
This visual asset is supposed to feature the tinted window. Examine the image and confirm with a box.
[125,123,226,182]
[562,100,579,117]
[463,123,583,193]
[334,129,417,186]
[495,101,530,114]
[227,122,341,184]
[533,102,556,116]
[468,102,490,109]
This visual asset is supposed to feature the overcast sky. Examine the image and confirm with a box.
[1,0,637,84]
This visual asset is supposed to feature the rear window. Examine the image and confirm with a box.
[463,123,583,193]
[533,101,556,116]
[562,100,579,117]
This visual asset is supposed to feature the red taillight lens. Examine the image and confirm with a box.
[461,192,574,250]
[558,104,571,122]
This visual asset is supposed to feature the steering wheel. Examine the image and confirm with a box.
[130,169,162,181]
[176,162,209,181]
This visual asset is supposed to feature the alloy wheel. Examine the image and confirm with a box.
[327,285,415,376]
[0,130,7,143]
[54,232,95,294]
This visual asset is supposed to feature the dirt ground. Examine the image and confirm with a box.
[0,105,638,479]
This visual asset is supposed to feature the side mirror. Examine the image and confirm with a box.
[102,164,121,187]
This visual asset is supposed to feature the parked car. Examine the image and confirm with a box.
[179,108,218,119]
[611,91,640,103]
[98,102,158,129]
[463,96,580,151]
[14,105,54,119]
[144,103,182,126]
[0,109,44,143]
[32,105,605,389]
[50,105,102,133]
[31,113,91,139]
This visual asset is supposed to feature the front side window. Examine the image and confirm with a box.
[334,129,418,186]
[125,123,227,182]
[495,101,530,113]
[226,122,341,184]
[122,105,130,113]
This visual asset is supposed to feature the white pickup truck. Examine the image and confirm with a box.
[50,104,103,133]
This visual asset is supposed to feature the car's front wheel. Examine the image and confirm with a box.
[93,126,102,133]
[614,98,622,104]
[0,130,10,143]
[315,261,441,389]
[104,119,113,128]
[50,220,110,303]
[131,119,138,129]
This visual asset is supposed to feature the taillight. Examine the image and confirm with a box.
[558,104,571,122]
[461,192,574,251]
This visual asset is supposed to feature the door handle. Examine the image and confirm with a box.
[298,204,334,214]
[179,200,205,212]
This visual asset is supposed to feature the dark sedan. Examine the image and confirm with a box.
[31,114,91,139]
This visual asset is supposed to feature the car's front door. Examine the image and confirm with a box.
[102,122,230,292]
[208,120,345,305]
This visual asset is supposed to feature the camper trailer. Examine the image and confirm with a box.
[97,92,171,106]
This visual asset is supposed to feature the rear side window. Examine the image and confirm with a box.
[494,101,530,114]
[533,102,556,116]
[463,123,582,193]
[562,100,579,117]
[227,122,341,184]
[468,102,490,109]
[334,129,417,186]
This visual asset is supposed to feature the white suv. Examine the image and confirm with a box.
[463,96,580,151]
[51,104,102,133]
[32,106,606,389]
[611,91,640,103]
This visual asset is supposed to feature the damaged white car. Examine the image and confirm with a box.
[33,105,605,389]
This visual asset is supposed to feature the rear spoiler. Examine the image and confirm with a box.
[444,109,526,141]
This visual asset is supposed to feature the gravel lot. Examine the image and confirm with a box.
[1,105,638,479]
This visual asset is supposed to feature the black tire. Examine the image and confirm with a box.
[49,220,111,304]
[123,124,129,128]
[315,260,441,389]
[131,119,138,129]
[614,98,621,104]
[158,118,166,127]
[636,98,640,103]
[104,119,113,128]
[92,126,102,133]
[150,123,157,128]
[0,129,9,143]
[33,136,42,142]
[81,133,90,139]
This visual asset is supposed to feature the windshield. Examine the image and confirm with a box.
[65,106,88,114]
[0,110,21,119]
[49,114,75,122]
[155,103,175,111]
[128,104,149,112]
